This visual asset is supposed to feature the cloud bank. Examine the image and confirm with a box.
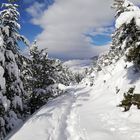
[27,0,140,59]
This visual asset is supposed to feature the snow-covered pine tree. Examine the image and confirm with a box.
[112,0,132,17]
[109,0,135,63]
[0,1,29,138]
[29,41,51,89]
[20,55,32,96]
[96,0,140,70]
[125,18,140,68]
[28,41,76,113]
[112,0,140,68]
[91,0,134,72]
[48,58,76,86]
[0,36,8,139]
[28,41,54,113]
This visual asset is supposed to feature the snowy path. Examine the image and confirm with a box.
[7,73,140,140]
[5,86,128,140]
[64,85,126,140]
[7,85,91,140]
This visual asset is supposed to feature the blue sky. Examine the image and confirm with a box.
[16,0,112,46]
[1,0,139,59]
[19,0,54,42]
[1,0,113,59]
[1,0,53,42]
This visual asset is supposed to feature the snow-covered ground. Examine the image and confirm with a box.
[7,58,140,140]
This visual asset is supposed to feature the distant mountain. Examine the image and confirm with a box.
[63,59,93,73]
[90,55,98,61]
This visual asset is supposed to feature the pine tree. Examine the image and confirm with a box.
[113,0,140,68]
[112,0,134,17]
[110,0,135,62]
[125,19,140,68]
[0,1,29,138]
[28,42,53,113]
[105,0,140,68]
[28,42,76,113]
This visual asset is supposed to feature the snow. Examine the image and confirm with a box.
[123,0,133,7]
[116,10,140,28]
[7,58,140,140]
[0,50,5,66]
[12,95,23,111]
[46,83,67,97]
[47,83,66,92]
[115,4,140,28]
[3,26,9,36]
[57,83,67,90]
[0,36,4,46]
[0,65,5,92]
[1,95,10,111]
[0,117,6,136]
[63,59,93,74]
[0,117,5,127]
[6,62,19,79]
[7,111,23,130]
[5,50,16,62]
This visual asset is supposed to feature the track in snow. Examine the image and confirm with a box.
[7,85,91,140]
[7,79,140,140]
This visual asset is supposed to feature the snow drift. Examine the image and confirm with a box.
[7,58,140,140]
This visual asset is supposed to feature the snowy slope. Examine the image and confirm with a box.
[63,59,93,73]
[7,58,140,140]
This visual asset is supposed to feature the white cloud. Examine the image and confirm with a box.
[26,2,45,18]
[87,26,114,37]
[27,0,140,59]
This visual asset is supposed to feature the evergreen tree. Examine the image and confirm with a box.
[28,42,76,113]
[0,1,29,138]
[112,0,140,68]
[125,19,140,68]
[112,0,134,17]
[110,0,135,62]
[96,0,140,69]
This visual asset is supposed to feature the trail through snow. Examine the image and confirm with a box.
[7,85,139,140]
[7,59,140,140]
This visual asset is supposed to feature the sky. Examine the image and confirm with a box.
[0,0,140,60]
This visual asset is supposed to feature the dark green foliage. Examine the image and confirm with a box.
[126,43,140,68]
[118,87,140,111]
[29,89,51,114]
[0,1,30,139]
[113,1,140,68]
[131,94,140,109]
[74,73,84,83]
[26,42,76,113]
[110,1,140,66]
[118,91,133,112]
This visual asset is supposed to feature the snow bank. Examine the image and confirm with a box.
[116,10,140,28]
[63,59,93,74]
[115,1,140,29]
[8,58,140,140]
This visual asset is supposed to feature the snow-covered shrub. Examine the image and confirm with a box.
[29,89,50,114]
[118,87,140,111]
[74,72,85,83]
[29,83,66,113]
[118,87,135,111]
